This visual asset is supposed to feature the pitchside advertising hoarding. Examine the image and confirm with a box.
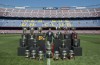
[21,20,72,27]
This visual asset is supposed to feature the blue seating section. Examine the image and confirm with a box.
[0,19,100,27]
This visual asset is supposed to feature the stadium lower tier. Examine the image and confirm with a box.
[0,19,100,27]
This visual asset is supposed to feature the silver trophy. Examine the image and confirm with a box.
[31,50,36,59]
[22,28,27,47]
[33,39,37,48]
[53,51,59,60]
[38,27,42,33]
[62,42,65,48]
[62,50,67,59]
[74,39,78,47]
[30,27,34,39]
[46,41,51,50]
[23,28,27,35]
[62,40,65,48]
[38,51,44,60]
[69,50,75,59]
[46,41,52,58]
[25,50,30,58]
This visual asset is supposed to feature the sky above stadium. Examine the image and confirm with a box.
[0,0,100,8]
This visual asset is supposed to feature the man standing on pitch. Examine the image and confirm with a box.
[46,28,54,44]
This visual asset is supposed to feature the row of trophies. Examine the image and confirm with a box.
[18,27,82,60]
[25,41,75,60]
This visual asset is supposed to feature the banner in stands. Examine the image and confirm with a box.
[21,20,72,27]
[0,19,100,27]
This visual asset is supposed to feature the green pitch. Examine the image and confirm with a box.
[0,34,100,65]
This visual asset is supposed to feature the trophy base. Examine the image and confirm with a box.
[72,47,82,56]
[30,57,36,59]
[69,56,75,60]
[61,57,67,60]
[18,47,26,56]
[25,56,29,58]
[53,58,59,60]
[38,58,44,61]
[64,39,71,49]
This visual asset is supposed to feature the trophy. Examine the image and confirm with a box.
[33,39,37,48]
[55,26,58,38]
[53,51,59,60]
[22,37,25,47]
[23,28,27,35]
[46,41,52,58]
[25,50,30,58]
[31,50,36,59]
[38,51,44,60]
[72,27,77,39]
[46,41,51,50]
[46,51,52,58]
[30,27,34,39]
[69,50,75,59]
[62,50,67,59]
[74,39,78,47]
[22,28,27,47]
[61,40,65,48]
[62,42,65,48]
[38,27,42,33]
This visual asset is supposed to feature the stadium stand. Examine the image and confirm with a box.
[0,7,100,34]
[0,19,100,27]
[0,7,100,18]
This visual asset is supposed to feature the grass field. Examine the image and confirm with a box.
[0,34,100,65]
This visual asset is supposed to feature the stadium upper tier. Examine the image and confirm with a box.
[0,7,100,18]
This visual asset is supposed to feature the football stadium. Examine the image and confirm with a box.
[0,0,100,65]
